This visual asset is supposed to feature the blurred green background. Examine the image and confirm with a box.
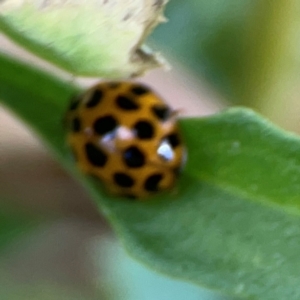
[153,0,300,132]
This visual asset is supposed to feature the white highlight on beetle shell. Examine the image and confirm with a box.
[98,126,135,153]
[116,126,135,141]
[157,139,174,162]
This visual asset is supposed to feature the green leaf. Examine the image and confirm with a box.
[0,0,167,77]
[2,53,300,299]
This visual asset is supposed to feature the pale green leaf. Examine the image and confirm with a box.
[0,0,167,77]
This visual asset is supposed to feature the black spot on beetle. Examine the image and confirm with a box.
[72,117,81,132]
[151,105,171,121]
[86,89,103,108]
[113,172,134,188]
[166,133,180,148]
[116,95,139,110]
[123,146,145,168]
[131,85,149,96]
[144,173,163,191]
[85,143,107,167]
[93,115,118,135]
[134,120,154,139]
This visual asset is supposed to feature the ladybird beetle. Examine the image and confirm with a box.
[65,81,186,199]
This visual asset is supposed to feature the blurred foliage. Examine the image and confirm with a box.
[152,0,255,101]
[0,206,38,251]
[152,0,300,133]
